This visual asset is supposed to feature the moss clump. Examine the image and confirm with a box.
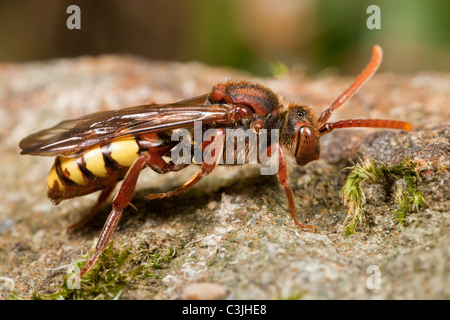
[341,159,383,235]
[341,159,425,234]
[393,177,426,226]
[9,292,18,300]
[278,290,307,300]
[33,242,181,300]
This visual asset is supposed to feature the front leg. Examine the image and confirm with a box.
[276,144,316,232]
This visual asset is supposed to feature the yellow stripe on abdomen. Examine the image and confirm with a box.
[84,146,109,178]
[46,163,65,192]
[109,137,140,167]
[59,156,86,185]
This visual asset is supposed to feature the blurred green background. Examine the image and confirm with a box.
[0,0,449,76]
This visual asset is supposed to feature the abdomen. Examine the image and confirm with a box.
[46,137,140,203]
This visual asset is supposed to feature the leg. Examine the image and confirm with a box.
[276,144,316,232]
[68,184,116,231]
[80,152,151,276]
[146,159,217,200]
[147,129,225,200]
[71,151,181,232]
[145,150,189,174]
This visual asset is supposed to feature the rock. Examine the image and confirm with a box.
[179,282,229,300]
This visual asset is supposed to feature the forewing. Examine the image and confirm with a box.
[19,94,231,157]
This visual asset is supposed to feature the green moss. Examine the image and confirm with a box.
[9,291,18,300]
[341,159,426,234]
[393,176,426,227]
[341,159,383,234]
[33,241,181,300]
[278,290,307,300]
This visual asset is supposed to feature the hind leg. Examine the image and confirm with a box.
[80,152,152,276]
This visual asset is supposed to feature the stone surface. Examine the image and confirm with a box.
[0,56,448,299]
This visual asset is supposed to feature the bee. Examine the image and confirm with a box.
[20,46,412,276]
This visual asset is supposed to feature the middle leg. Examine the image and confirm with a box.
[146,129,225,200]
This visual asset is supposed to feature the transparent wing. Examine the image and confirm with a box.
[19,94,232,157]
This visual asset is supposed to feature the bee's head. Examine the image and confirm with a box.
[280,104,320,166]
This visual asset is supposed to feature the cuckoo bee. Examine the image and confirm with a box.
[20,46,412,276]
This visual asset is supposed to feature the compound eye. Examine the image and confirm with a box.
[295,125,320,166]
